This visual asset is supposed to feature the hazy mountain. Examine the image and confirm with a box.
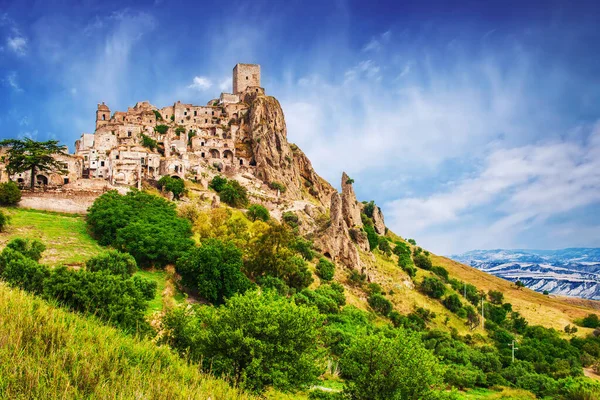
[450,248,600,300]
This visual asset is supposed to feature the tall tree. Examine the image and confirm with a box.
[0,138,67,190]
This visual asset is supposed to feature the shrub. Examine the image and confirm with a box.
[141,134,157,151]
[154,124,169,134]
[87,190,193,267]
[157,176,186,199]
[0,210,7,232]
[153,110,163,120]
[431,265,449,281]
[219,181,248,208]
[174,126,186,136]
[85,250,138,278]
[378,237,392,255]
[5,238,46,262]
[420,277,446,299]
[363,224,378,251]
[362,201,375,218]
[246,204,270,222]
[282,211,300,229]
[488,290,504,305]
[269,181,287,193]
[348,270,366,286]
[177,239,253,305]
[414,253,432,270]
[0,181,21,205]
[295,283,346,315]
[581,314,600,328]
[340,330,445,400]
[368,293,393,316]
[407,238,417,245]
[443,294,463,313]
[209,175,228,192]
[163,290,324,393]
[0,248,49,295]
[291,237,314,260]
[316,258,335,281]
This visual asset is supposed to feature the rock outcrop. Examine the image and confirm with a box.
[341,172,363,229]
[315,193,361,270]
[249,95,334,207]
[372,205,386,234]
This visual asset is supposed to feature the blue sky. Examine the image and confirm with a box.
[1,0,600,254]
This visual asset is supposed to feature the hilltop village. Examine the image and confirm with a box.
[3,64,263,188]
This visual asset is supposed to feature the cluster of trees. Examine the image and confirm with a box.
[209,176,249,207]
[0,240,155,332]
[87,190,194,267]
[157,175,186,199]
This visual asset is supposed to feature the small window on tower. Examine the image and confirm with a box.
[100,161,105,167]
[102,114,106,120]
[194,111,197,116]
[246,76,248,80]
[128,131,132,137]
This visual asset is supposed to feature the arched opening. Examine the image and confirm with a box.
[239,159,243,165]
[17,178,24,184]
[171,175,181,179]
[210,149,220,159]
[201,152,205,158]
[324,252,332,259]
[36,175,48,186]
[223,150,234,163]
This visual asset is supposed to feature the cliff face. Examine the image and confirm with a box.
[248,95,334,206]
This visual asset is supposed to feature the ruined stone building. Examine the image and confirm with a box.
[3,64,265,188]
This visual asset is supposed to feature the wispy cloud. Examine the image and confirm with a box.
[188,76,213,91]
[6,35,27,55]
[3,71,23,92]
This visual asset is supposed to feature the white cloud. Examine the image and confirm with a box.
[7,35,27,55]
[362,30,391,52]
[384,125,600,253]
[188,76,213,91]
[4,71,23,92]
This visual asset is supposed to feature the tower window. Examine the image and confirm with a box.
[246,76,248,80]
[100,161,105,167]
[128,131,132,137]
[102,114,106,120]
[194,111,197,116]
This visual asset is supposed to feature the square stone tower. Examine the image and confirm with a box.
[233,63,261,94]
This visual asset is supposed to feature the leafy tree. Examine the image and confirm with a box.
[269,181,287,193]
[0,210,7,232]
[154,124,169,134]
[414,253,433,270]
[420,276,446,299]
[163,290,324,393]
[0,247,49,294]
[219,180,249,208]
[5,238,46,262]
[85,250,137,278]
[0,138,67,190]
[295,283,346,315]
[87,190,193,267]
[157,175,185,199]
[209,175,228,192]
[368,293,393,316]
[362,201,375,219]
[140,134,158,151]
[340,330,445,400]
[291,237,315,260]
[515,280,525,289]
[316,257,335,281]
[443,294,463,313]
[246,204,270,222]
[363,224,378,251]
[377,237,392,255]
[488,290,504,305]
[431,265,449,281]
[282,211,300,229]
[0,181,21,205]
[176,239,253,305]
[582,314,600,328]
[407,238,417,245]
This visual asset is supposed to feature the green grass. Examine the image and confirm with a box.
[134,269,186,314]
[0,282,255,400]
[457,387,536,399]
[0,207,103,266]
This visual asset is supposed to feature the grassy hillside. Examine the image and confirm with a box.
[0,207,103,266]
[0,282,254,400]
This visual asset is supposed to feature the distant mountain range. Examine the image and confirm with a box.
[450,248,600,300]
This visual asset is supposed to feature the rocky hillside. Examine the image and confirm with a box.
[451,249,600,300]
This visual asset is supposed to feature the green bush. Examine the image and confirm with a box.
[368,293,393,316]
[378,237,392,255]
[0,248,49,294]
[488,290,504,305]
[0,181,21,205]
[443,294,463,313]
[5,238,46,262]
[431,266,449,281]
[154,125,169,134]
[340,330,445,400]
[0,210,7,232]
[414,253,432,270]
[246,204,270,222]
[362,201,375,218]
[363,224,378,251]
[295,283,346,315]
[157,176,186,199]
[153,110,163,120]
[209,176,228,192]
[291,237,314,260]
[176,239,253,305]
[420,277,446,299]
[85,250,138,278]
[581,313,600,328]
[141,134,158,150]
[87,190,193,267]
[282,211,300,229]
[269,181,287,193]
[162,290,324,393]
[316,257,335,281]
[219,181,248,208]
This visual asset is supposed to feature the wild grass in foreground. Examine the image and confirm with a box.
[0,283,254,400]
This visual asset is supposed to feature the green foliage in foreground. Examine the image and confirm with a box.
[0,283,254,399]
[161,290,324,393]
[0,210,6,232]
[85,250,137,278]
[246,204,270,222]
[340,329,447,400]
[176,238,253,305]
[87,190,193,267]
[0,181,21,205]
